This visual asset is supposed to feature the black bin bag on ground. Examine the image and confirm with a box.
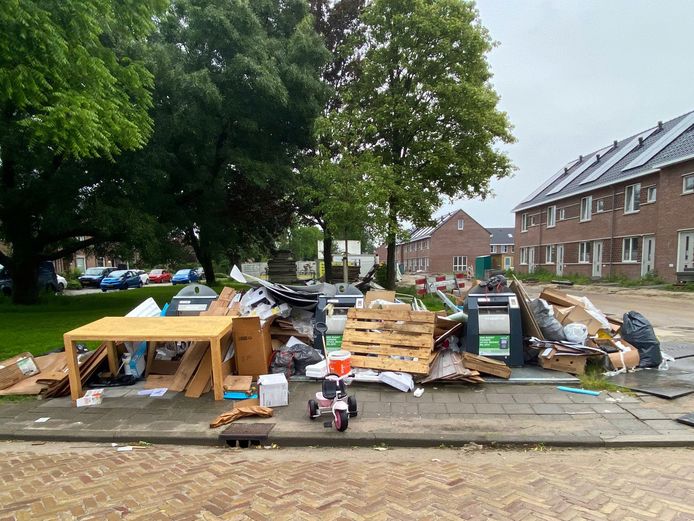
[621,311,662,368]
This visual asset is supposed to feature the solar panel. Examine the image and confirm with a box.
[546,145,613,195]
[518,160,579,204]
[579,127,658,185]
[623,112,694,171]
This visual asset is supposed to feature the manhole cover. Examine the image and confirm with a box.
[219,423,274,445]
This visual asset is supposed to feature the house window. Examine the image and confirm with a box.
[521,213,528,232]
[520,248,528,265]
[545,244,555,264]
[425,257,430,269]
[457,219,465,230]
[625,183,641,213]
[425,239,430,249]
[578,241,591,263]
[580,196,592,222]
[419,241,423,251]
[623,237,639,262]
[546,206,556,228]
[683,174,694,194]
[490,245,497,254]
[558,208,566,220]
[76,256,87,272]
[647,186,657,203]
[453,256,468,272]
[596,199,605,213]
[501,245,509,253]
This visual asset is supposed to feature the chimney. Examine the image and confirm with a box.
[613,140,618,148]
[658,121,663,130]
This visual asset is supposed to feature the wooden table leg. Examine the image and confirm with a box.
[210,336,224,400]
[106,341,119,376]
[63,335,82,404]
[145,341,157,378]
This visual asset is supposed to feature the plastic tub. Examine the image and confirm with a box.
[328,350,351,377]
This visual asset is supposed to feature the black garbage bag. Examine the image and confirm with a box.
[270,342,323,377]
[530,298,566,341]
[621,311,662,368]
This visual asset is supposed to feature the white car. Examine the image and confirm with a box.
[57,274,67,292]
[134,270,149,285]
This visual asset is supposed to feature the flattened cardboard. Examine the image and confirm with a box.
[540,288,584,308]
[233,316,274,379]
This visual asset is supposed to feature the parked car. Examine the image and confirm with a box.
[100,270,143,291]
[171,268,200,285]
[0,261,59,295]
[148,268,172,283]
[57,274,67,292]
[78,267,116,288]
[134,269,149,285]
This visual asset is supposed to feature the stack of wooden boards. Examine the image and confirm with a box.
[200,287,239,316]
[145,341,216,398]
[0,345,107,398]
[342,308,437,374]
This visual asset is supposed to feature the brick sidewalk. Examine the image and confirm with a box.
[1,381,693,447]
[2,443,694,520]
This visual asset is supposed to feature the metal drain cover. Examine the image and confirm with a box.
[219,423,275,442]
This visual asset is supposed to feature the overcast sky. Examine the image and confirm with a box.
[439,0,694,228]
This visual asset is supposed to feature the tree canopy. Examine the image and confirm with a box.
[0,0,167,303]
[333,0,515,287]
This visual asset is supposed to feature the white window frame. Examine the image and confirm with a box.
[646,186,657,203]
[622,237,639,263]
[425,257,430,269]
[490,245,497,253]
[457,219,465,230]
[683,174,694,194]
[558,208,566,221]
[521,213,528,232]
[580,196,592,222]
[501,245,509,253]
[519,248,528,265]
[425,239,430,249]
[595,199,605,213]
[546,206,556,228]
[545,244,555,264]
[453,256,467,272]
[578,241,591,263]
[624,183,641,214]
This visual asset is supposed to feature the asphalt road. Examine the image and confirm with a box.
[2,442,694,520]
[64,282,173,296]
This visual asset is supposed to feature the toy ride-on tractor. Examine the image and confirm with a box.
[307,374,357,432]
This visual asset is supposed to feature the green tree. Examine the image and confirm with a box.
[142,0,329,284]
[0,0,166,304]
[278,225,323,261]
[336,0,515,288]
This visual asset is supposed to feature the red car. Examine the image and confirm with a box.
[148,269,172,283]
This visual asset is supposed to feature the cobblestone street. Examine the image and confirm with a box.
[2,442,694,520]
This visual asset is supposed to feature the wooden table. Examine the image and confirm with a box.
[63,316,234,403]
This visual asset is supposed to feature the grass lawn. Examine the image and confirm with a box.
[0,282,247,360]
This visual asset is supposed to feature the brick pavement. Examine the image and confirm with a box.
[1,442,694,520]
[1,382,694,447]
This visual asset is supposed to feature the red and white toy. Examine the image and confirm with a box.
[307,374,357,432]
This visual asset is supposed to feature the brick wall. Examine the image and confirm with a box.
[514,159,694,282]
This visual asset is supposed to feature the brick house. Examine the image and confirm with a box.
[375,209,507,274]
[513,109,694,283]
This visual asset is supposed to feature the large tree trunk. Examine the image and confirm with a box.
[323,232,333,283]
[385,200,398,290]
[187,227,216,286]
[3,210,42,304]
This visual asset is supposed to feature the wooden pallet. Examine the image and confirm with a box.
[342,308,436,374]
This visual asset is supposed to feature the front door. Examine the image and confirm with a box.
[556,244,565,276]
[592,240,603,278]
[528,247,536,273]
[678,231,694,272]
[641,235,655,276]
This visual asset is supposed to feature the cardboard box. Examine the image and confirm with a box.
[0,353,40,390]
[258,373,288,407]
[592,338,640,370]
[540,288,584,308]
[538,348,588,375]
[560,306,606,336]
[76,388,104,407]
[233,316,274,379]
[553,306,575,324]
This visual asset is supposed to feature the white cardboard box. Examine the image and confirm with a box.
[258,373,288,407]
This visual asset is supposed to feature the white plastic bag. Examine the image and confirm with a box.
[563,323,588,344]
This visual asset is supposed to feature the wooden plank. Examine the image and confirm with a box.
[145,375,174,389]
[364,290,396,306]
[342,330,433,349]
[346,308,435,324]
[462,352,512,379]
[346,321,435,334]
[223,375,252,391]
[341,342,431,358]
[510,279,544,340]
[350,355,431,374]
[184,350,212,398]
[169,342,209,392]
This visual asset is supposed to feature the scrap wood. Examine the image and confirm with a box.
[0,352,66,396]
[510,278,544,341]
[201,287,237,316]
[184,350,212,398]
[209,398,273,429]
[462,352,512,379]
[421,350,482,384]
[168,341,209,392]
[223,375,252,392]
[144,374,174,389]
[45,344,108,398]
